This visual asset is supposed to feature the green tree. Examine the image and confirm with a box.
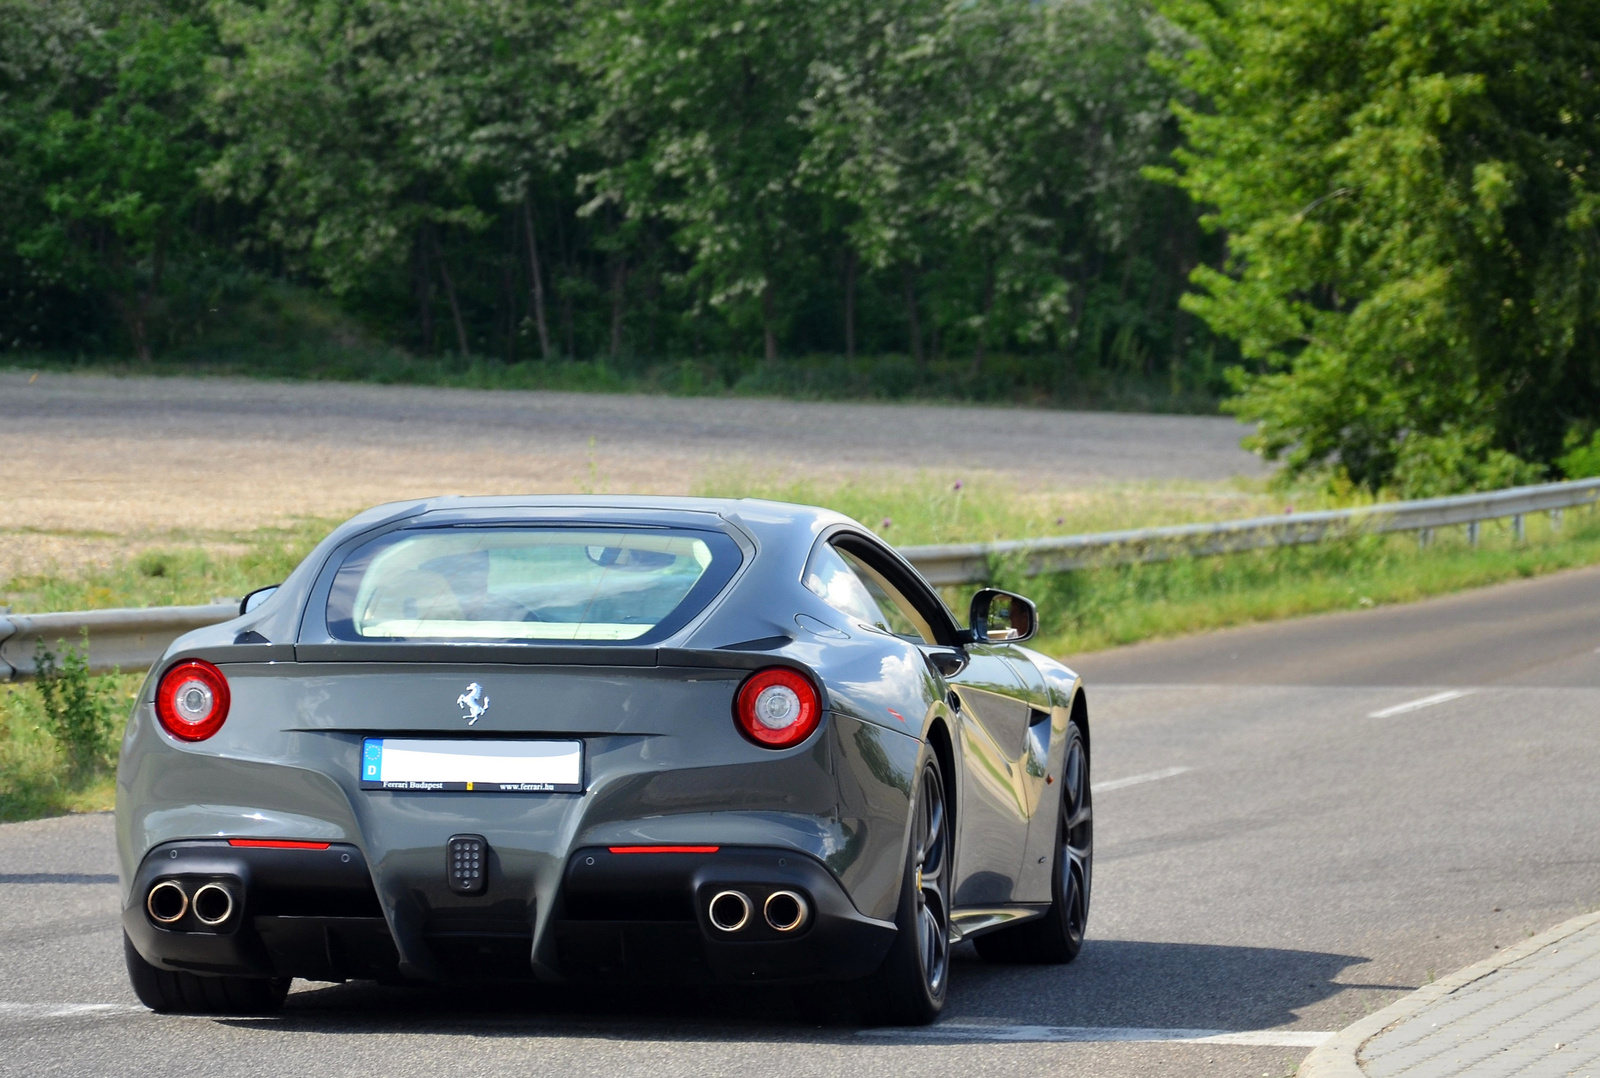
[3,1,216,360]
[1162,0,1600,493]
[207,0,569,356]
[574,0,819,361]
[803,0,1181,373]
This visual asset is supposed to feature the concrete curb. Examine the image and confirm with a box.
[1299,909,1600,1077]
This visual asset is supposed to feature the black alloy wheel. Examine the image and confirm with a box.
[1055,725,1093,957]
[862,754,950,1025]
[973,719,1092,964]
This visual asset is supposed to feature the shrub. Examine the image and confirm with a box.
[1559,430,1600,480]
[32,632,120,780]
[1390,427,1544,499]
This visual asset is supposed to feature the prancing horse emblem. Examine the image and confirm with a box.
[456,682,490,726]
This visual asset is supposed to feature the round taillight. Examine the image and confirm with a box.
[155,660,231,742]
[734,667,821,748]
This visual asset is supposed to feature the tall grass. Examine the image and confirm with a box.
[1,519,333,613]
[693,471,1287,546]
[0,673,141,822]
[697,471,1600,656]
[999,510,1600,655]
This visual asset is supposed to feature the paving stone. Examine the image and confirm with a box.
[1361,920,1600,1078]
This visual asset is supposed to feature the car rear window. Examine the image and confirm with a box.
[325,526,740,643]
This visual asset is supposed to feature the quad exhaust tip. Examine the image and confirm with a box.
[763,890,809,933]
[146,880,189,925]
[707,890,752,932]
[191,882,236,927]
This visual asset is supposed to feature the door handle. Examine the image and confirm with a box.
[923,648,968,678]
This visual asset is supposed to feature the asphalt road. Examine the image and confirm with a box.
[4,567,1598,1077]
[0,370,1265,487]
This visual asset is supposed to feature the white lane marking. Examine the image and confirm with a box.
[0,1002,143,1020]
[1367,690,1472,719]
[1092,766,1192,793]
[860,1024,1332,1047]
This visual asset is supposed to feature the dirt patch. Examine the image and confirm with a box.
[1,370,1264,576]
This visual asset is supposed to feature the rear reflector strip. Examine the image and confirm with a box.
[227,839,332,850]
[607,845,720,855]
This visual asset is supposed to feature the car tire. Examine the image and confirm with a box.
[123,932,290,1015]
[857,753,951,1026]
[973,719,1091,964]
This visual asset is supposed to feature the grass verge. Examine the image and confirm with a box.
[703,473,1600,656]
[1002,510,1600,656]
[5,348,1222,413]
[0,674,141,823]
[4,476,1599,822]
[1,519,335,613]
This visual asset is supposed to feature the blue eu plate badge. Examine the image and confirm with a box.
[359,738,583,793]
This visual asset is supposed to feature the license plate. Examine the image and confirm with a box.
[359,738,583,793]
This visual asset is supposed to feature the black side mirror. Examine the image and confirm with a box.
[240,585,280,617]
[968,588,1037,644]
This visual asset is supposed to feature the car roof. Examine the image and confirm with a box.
[362,494,855,530]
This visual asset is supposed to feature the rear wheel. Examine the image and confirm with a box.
[124,932,289,1015]
[859,754,950,1025]
[973,720,1091,964]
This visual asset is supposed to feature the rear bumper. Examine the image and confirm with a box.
[122,840,400,982]
[554,846,895,983]
[123,841,895,985]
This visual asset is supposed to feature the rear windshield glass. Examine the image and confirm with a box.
[325,526,741,643]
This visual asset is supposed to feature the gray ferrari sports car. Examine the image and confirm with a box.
[117,496,1092,1024]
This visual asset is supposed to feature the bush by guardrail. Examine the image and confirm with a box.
[2,477,1596,681]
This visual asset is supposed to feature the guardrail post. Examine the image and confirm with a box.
[1466,521,1480,547]
[1513,514,1526,543]
[1552,509,1563,532]
[1417,528,1433,549]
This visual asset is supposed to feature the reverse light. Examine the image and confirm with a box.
[734,667,821,748]
[155,660,231,742]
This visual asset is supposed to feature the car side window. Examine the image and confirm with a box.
[804,542,890,628]
[836,548,936,644]
[803,539,936,644]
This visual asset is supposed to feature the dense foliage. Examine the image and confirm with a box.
[8,0,1600,480]
[0,0,1223,403]
[1161,0,1600,491]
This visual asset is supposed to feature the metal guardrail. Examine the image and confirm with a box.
[3,477,1597,681]
[900,476,1600,585]
[0,604,238,682]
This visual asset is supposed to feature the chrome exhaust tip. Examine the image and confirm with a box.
[763,890,809,933]
[707,889,752,932]
[146,880,189,925]
[191,882,235,927]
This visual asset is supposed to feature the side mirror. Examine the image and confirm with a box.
[240,585,280,617]
[968,588,1037,644]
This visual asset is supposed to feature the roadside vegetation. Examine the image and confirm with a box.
[1,0,1226,413]
[4,476,1600,821]
[700,475,1600,655]
[12,0,1600,476]
[6,348,1222,415]
[0,647,139,823]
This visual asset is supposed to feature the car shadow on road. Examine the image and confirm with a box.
[943,938,1398,1031]
[215,937,1393,1041]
